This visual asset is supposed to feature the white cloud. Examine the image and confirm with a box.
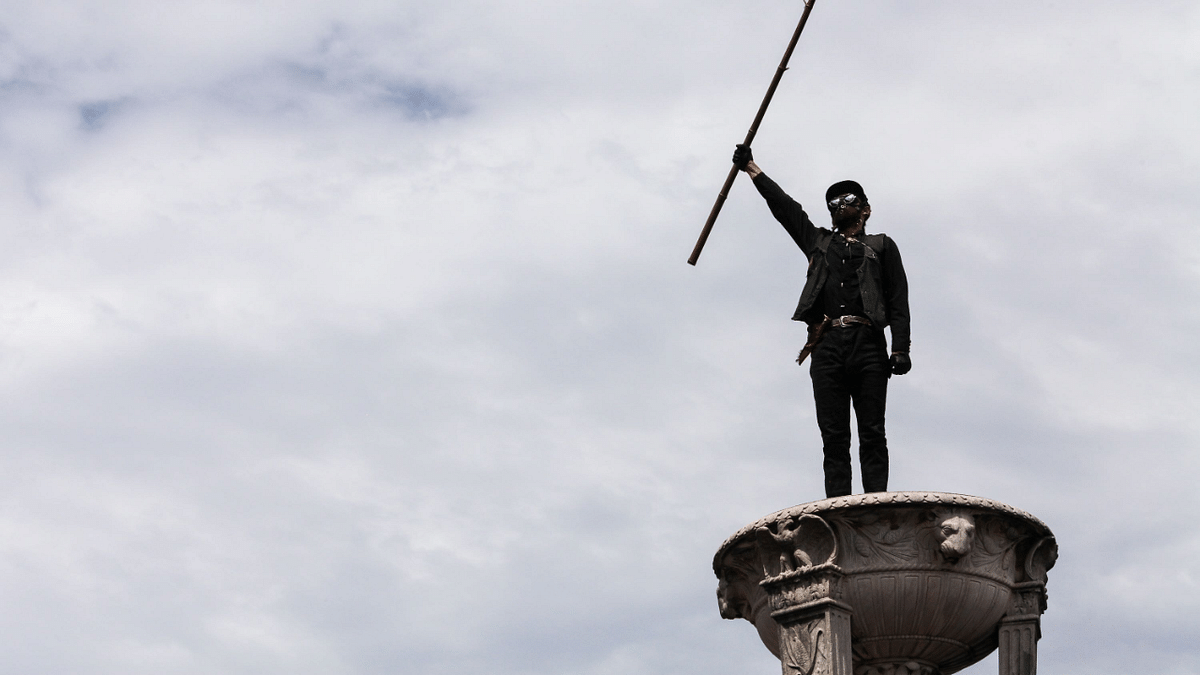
[0,1,1198,674]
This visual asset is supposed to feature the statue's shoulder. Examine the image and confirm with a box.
[861,233,892,255]
[812,227,839,253]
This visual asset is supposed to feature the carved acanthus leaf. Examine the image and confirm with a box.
[836,513,921,566]
[781,619,827,675]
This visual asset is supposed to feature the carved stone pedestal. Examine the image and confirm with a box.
[714,493,1056,675]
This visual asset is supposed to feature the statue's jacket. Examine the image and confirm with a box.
[752,173,911,353]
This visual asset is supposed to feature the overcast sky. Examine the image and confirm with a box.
[1,1,1198,674]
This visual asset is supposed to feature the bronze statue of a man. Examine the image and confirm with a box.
[733,144,911,498]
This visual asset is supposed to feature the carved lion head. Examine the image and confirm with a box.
[936,514,976,563]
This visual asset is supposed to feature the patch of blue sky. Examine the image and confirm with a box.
[378,82,466,121]
[211,61,469,122]
[0,76,43,96]
[79,99,123,130]
[287,57,471,120]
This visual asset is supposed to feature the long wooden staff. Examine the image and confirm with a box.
[687,0,819,266]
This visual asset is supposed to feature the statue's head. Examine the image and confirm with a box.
[826,179,870,233]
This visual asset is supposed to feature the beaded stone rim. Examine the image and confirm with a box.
[714,491,1052,571]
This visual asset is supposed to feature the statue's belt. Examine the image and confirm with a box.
[829,315,872,328]
[796,316,872,365]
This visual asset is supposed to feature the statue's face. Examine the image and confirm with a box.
[829,193,864,230]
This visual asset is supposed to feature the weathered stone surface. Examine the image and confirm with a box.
[713,492,1056,675]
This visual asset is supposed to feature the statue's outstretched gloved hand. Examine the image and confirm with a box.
[891,353,912,375]
[733,144,753,170]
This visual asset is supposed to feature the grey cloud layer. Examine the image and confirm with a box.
[0,1,1198,674]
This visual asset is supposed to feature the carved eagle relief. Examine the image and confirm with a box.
[754,514,837,578]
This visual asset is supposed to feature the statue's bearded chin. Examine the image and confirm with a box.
[832,209,860,230]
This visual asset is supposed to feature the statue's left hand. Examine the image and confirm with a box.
[891,353,912,375]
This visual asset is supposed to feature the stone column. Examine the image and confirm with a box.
[764,567,853,675]
[997,581,1046,675]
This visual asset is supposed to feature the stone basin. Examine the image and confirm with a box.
[713,492,1056,675]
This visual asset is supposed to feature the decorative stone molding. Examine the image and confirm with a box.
[713,492,1056,675]
[855,662,938,675]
